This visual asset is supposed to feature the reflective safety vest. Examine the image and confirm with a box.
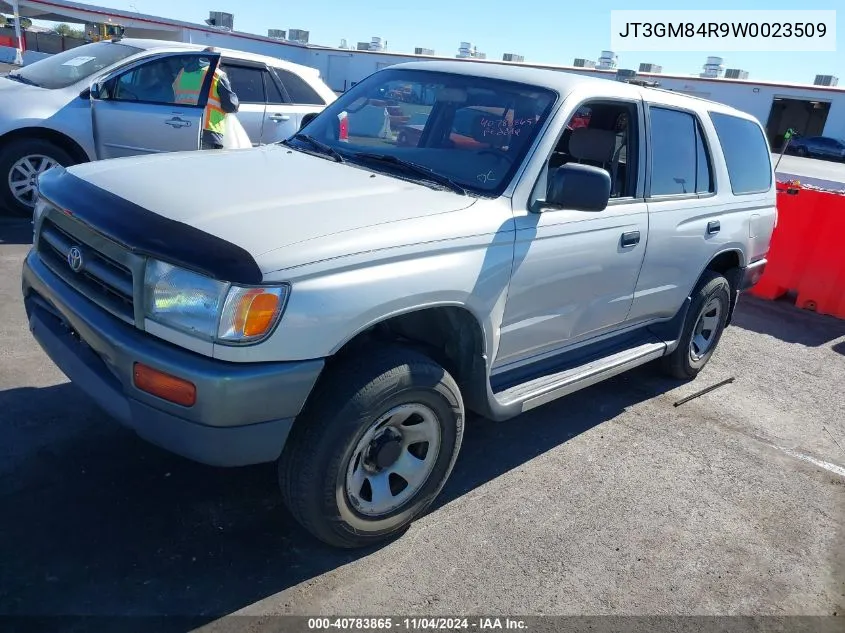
[173,66,227,136]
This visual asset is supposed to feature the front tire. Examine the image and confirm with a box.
[279,347,464,548]
[660,271,731,380]
[0,138,75,217]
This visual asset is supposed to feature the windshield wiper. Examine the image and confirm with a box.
[352,152,467,195]
[5,73,38,87]
[284,133,344,163]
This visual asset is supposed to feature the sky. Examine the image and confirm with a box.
[24,0,845,82]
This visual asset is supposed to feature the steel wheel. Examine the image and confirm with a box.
[8,154,58,208]
[690,296,722,361]
[345,403,442,517]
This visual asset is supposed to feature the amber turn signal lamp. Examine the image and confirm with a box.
[133,363,197,407]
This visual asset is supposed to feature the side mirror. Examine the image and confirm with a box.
[543,164,611,212]
[300,112,318,130]
[88,81,107,99]
[79,87,91,99]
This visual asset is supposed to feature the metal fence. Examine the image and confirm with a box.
[0,27,85,55]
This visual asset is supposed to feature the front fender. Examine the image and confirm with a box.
[211,228,517,363]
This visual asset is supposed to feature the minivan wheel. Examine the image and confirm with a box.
[660,270,731,380]
[279,347,464,548]
[0,139,75,217]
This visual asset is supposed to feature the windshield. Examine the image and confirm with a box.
[294,68,558,196]
[8,42,141,89]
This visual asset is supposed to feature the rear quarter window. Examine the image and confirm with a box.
[709,112,772,195]
[274,68,325,105]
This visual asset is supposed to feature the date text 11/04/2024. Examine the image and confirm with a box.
[617,22,827,38]
[307,618,529,630]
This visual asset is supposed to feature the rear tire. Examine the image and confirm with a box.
[660,271,731,380]
[0,138,75,218]
[279,346,464,548]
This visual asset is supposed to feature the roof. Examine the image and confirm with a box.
[113,38,319,74]
[389,60,755,121]
[393,59,637,94]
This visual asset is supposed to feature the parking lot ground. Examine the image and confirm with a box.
[0,218,844,625]
[773,153,845,190]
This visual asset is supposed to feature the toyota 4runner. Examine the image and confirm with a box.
[22,61,776,548]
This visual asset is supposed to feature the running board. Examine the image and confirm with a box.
[494,340,667,414]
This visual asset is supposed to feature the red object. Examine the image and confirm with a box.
[338,112,349,142]
[749,182,845,319]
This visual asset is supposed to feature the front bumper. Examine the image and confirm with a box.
[740,258,767,290]
[22,251,325,467]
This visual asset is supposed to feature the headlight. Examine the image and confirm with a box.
[143,260,288,344]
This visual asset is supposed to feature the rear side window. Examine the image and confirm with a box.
[649,106,713,196]
[275,68,325,105]
[709,112,772,194]
[222,65,265,104]
[263,70,286,104]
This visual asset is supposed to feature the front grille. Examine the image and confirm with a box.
[37,216,136,323]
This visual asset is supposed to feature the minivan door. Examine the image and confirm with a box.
[90,51,220,159]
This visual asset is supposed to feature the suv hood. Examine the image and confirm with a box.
[66,144,477,270]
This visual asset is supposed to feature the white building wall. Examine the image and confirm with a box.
[308,49,420,90]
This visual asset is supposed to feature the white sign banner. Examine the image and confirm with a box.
[610,10,836,52]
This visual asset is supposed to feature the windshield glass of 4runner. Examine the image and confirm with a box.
[291,69,557,196]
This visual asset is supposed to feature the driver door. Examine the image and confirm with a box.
[90,52,220,159]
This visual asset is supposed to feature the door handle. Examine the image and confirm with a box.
[165,117,191,129]
[707,220,721,235]
[621,231,640,248]
[269,113,291,122]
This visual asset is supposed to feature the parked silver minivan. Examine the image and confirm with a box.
[0,38,336,216]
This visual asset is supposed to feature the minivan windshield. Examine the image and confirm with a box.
[7,41,141,89]
[291,68,558,196]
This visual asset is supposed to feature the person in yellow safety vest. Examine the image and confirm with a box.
[172,47,239,150]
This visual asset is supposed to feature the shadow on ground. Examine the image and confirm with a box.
[0,219,33,246]
[731,294,845,347]
[0,363,683,626]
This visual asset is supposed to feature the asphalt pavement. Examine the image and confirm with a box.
[773,153,845,190]
[0,218,843,627]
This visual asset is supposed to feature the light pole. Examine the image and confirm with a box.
[11,0,24,66]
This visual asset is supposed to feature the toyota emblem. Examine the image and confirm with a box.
[67,246,84,273]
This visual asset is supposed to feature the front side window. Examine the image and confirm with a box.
[7,41,141,89]
[222,64,265,104]
[107,54,213,106]
[548,100,638,199]
[293,68,557,196]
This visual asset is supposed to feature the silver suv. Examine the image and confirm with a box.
[22,61,776,548]
[0,38,336,216]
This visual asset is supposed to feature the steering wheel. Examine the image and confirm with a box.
[477,148,514,165]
